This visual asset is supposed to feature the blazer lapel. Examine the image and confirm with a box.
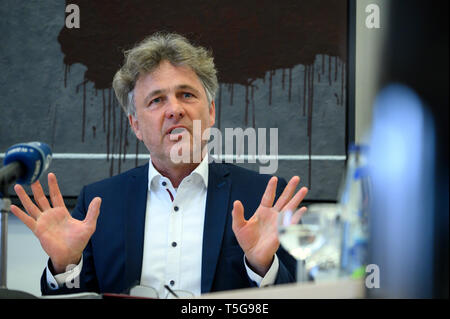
[201,163,231,293]
[123,163,149,291]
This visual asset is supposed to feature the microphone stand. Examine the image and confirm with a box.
[0,182,38,298]
[0,184,10,289]
[0,161,25,288]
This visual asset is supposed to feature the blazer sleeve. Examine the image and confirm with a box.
[40,186,100,295]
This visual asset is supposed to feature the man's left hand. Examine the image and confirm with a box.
[231,176,308,277]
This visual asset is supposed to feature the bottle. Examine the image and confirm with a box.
[305,144,370,283]
[338,144,370,279]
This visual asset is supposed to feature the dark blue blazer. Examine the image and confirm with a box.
[41,163,296,295]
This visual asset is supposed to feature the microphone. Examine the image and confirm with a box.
[0,142,52,189]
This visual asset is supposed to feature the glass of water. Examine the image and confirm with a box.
[278,207,327,282]
[304,204,342,282]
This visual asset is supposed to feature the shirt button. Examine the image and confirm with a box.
[170,280,175,286]
[171,242,177,247]
[162,181,167,186]
[174,206,179,212]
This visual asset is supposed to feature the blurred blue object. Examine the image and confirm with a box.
[368,84,436,298]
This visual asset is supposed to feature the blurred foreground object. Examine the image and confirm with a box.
[368,84,436,298]
[368,0,448,298]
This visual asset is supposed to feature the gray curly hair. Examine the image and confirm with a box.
[112,32,218,116]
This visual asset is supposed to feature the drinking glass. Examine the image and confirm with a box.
[278,207,327,282]
[304,204,342,282]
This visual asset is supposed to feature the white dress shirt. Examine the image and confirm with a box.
[47,155,280,295]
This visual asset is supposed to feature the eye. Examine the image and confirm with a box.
[149,97,162,106]
[182,92,194,99]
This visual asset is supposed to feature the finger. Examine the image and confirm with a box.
[291,207,308,225]
[13,184,42,219]
[83,197,102,229]
[31,180,51,211]
[273,176,300,211]
[10,204,36,231]
[260,177,278,208]
[48,173,65,208]
[231,200,246,232]
[282,187,309,213]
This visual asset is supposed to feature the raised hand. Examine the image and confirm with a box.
[231,176,308,276]
[10,173,101,274]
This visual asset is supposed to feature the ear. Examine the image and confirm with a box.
[209,100,216,128]
[128,114,143,141]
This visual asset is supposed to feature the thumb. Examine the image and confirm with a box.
[231,200,246,233]
[84,197,102,229]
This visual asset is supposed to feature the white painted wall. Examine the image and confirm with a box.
[6,214,48,297]
[355,0,390,143]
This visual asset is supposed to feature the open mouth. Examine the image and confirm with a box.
[168,127,189,140]
[170,127,186,134]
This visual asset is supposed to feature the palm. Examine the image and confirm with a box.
[34,206,94,266]
[233,204,280,261]
[232,176,308,276]
[10,173,101,271]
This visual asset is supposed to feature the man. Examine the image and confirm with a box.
[11,32,308,297]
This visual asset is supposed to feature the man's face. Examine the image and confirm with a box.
[130,60,215,166]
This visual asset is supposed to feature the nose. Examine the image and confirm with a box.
[165,96,185,121]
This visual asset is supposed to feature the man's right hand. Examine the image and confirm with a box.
[10,173,101,274]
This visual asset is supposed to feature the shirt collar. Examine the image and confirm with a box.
[147,154,209,190]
